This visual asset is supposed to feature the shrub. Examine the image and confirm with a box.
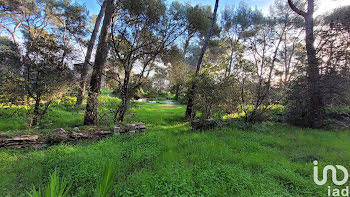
[95,162,116,197]
[285,77,309,126]
[28,169,71,197]
[28,163,117,197]
[193,72,237,120]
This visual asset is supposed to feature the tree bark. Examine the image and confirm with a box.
[174,84,180,101]
[83,0,114,125]
[115,71,130,123]
[288,0,325,127]
[32,96,41,126]
[115,97,128,123]
[305,14,325,126]
[76,1,107,106]
[183,33,193,56]
[185,0,219,120]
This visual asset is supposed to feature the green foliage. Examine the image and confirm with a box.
[222,1,264,34]
[0,95,121,132]
[95,162,116,197]
[193,71,239,119]
[0,0,89,125]
[0,37,23,103]
[0,105,28,131]
[170,1,220,38]
[324,5,350,28]
[193,73,224,119]
[1,96,348,196]
[0,36,21,71]
[121,0,166,21]
[101,88,114,96]
[28,169,71,197]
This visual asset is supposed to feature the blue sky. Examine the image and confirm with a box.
[76,0,274,16]
[75,0,350,18]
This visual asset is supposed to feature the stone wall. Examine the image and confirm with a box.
[0,123,146,149]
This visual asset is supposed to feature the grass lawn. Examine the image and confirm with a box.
[1,96,350,196]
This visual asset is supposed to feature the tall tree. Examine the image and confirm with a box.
[170,2,218,56]
[0,36,22,103]
[76,0,107,106]
[83,0,114,125]
[317,6,350,106]
[0,0,87,71]
[162,46,187,101]
[0,0,87,124]
[221,2,263,77]
[185,0,219,120]
[288,0,325,127]
[22,27,74,125]
[110,0,184,122]
[0,0,27,60]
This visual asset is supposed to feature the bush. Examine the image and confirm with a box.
[28,169,71,197]
[95,162,116,197]
[28,164,116,197]
[193,72,238,120]
[285,77,309,126]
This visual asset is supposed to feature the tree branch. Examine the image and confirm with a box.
[288,0,307,17]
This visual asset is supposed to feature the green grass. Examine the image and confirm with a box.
[0,95,121,132]
[1,96,350,196]
[101,88,114,96]
[28,169,71,197]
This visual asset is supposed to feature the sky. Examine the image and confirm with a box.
[77,0,272,15]
[76,0,350,16]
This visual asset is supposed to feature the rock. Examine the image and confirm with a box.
[53,128,66,134]
[73,127,80,132]
[135,123,146,129]
[52,128,69,140]
[71,132,90,139]
[45,132,69,145]
[11,135,40,141]
[135,123,146,133]
[1,123,147,149]
[95,130,113,136]
[113,123,146,134]
[119,129,127,134]
[1,134,41,148]
[129,130,136,134]
[114,127,120,135]
[129,124,136,133]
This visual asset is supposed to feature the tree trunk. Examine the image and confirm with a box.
[115,70,130,123]
[32,97,41,126]
[227,40,235,77]
[305,15,325,126]
[174,84,180,101]
[185,0,219,120]
[288,0,325,127]
[83,0,114,125]
[116,98,128,123]
[76,1,107,106]
[183,34,192,56]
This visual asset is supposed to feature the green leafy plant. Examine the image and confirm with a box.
[28,169,71,197]
[95,162,116,197]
